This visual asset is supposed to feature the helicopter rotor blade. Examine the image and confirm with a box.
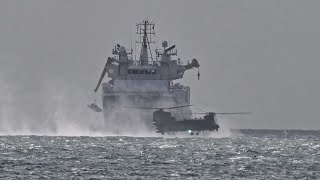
[124,104,192,110]
[166,104,193,109]
[215,112,251,115]
[193,112,251,115]
[124,107,158,110]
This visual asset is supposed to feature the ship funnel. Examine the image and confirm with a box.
[119,46,128,62]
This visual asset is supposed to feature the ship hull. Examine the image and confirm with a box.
[102,91,191,134]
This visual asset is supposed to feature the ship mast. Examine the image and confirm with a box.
[136,20,155,65]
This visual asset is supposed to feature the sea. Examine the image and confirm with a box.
[0,129,319,179]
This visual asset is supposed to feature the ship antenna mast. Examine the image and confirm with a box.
[142,21,147,48]
[145,23,154,62]
[136,20,155,65]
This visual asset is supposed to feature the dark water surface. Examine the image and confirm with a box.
[0,130,320,179]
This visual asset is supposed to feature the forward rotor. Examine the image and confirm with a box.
[125,104,193,110]
[193,112,251,115]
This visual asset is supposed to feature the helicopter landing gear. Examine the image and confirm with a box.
[189,131,200,136]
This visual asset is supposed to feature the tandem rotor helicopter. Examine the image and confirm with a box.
[127,105,250,135]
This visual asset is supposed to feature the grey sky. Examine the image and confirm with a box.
[0,0,319,133]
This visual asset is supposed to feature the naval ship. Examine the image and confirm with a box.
[91,20,199,133]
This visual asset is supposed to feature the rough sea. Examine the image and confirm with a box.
[0,129,319,179]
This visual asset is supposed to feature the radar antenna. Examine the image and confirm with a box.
[136,20,155,65]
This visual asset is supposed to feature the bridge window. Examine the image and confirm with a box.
[128,69,157,74]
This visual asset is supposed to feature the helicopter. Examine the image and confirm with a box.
[126,105,250,135]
